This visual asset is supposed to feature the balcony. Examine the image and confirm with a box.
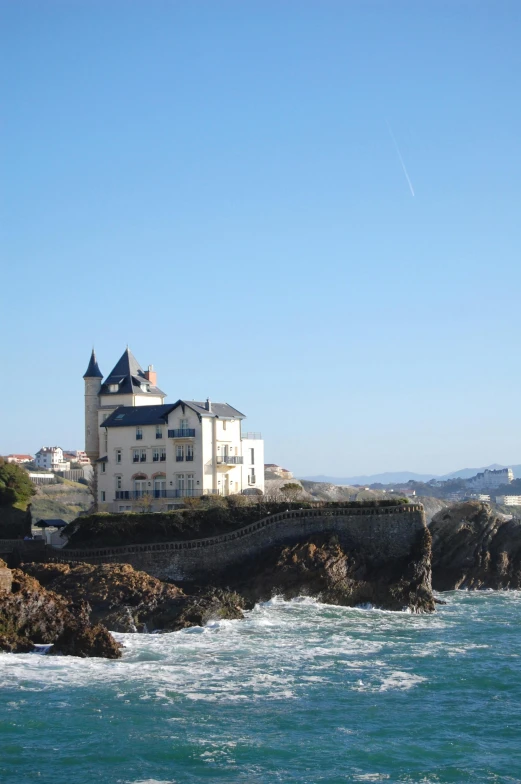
[168,429,195,438]
[216,455,244,465]
[115,489,219,500]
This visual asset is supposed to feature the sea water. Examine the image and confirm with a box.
[1,591,521,784]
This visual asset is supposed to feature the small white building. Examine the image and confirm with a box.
[264,464,293,479]
[495,495,521,506]
[63,450,91,465]
[4,454,33,464]
[84,348,265,512]
[34,447,70,472]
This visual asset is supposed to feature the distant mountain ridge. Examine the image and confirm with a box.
[300,464,521,486]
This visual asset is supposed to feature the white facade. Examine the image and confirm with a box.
[495,495,521,506]
[34,447,70,472]
[84,349,265,512]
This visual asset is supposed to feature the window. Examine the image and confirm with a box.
[159,447,166,462]
[176,445,184,462]
[116,449,122,464]
[180,418,188,430]
[140,449,147,462]
[156,426,163,439]
[136,428,143,440]
[116,476,122,490]
[154,478,166,498]
[223,420,227,431]
[133,449,140,463]
[249,471,256,485]
[119,505,132,512]
[101,462,106,473]
[187,474,194,493]
[134,479,147,496]
[186,444,194,461]
[177,474,185,491]
[153,448,160,462]
[101,491,106,501]
[109,384,118,393]
[250,448,255,465]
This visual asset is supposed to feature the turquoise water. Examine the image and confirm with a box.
[1,592,521,784]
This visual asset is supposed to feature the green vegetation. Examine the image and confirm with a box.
[30,482,92,523]
[0,459,35,509]
[63,496,410,548]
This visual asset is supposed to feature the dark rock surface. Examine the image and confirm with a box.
[221,529,435,613]
[430,501,521,590]
[21,562,244,633]
[0,560,121,658]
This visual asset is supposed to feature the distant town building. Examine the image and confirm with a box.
[4,454,33,464]
[63,450,91,465]
[84,348,264,512]
[34,447,70,472]
[466,468,513,492]
[467,493,491,502]
[28,473,56,485]
[495,495,521,506]
[264,464,293,479]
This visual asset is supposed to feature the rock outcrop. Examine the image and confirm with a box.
[220,529,435,613]
[430,501,521,590]
[0,560,121,657]
[21,562,244,633]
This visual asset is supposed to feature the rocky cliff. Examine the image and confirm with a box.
[220,528,434,613]
[0,559,121,657]
[430,501,521,590]
[21,562,245,633]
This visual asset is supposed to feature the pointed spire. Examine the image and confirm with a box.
[83,349,103,379]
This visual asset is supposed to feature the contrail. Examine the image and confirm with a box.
[386,120,415,197]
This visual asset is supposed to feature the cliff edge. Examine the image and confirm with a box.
[430,501,521,590]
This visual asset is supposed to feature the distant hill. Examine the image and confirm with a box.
[300,464,521,486]
[300,472,438,486]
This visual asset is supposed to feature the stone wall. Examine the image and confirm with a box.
[46,504,426,582]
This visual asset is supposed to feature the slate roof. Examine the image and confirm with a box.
[101,405,175,428]
[173,400,246,419]
[83,350,103,379]
[101,400,246,428]
[99,348,165,397]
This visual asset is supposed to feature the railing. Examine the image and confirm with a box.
[152,456,166,462]
[115,489,219,500]
[241,432,262,440]
[216,455,244,465]
[168,429,196,438]
[48,504,425,563]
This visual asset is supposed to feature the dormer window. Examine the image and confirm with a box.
[109,384,119,393]
[136,427,143,440]
[140,383,150,392]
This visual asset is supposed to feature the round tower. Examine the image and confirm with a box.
[83,349,103,462]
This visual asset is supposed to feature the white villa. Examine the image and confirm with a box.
[84,348,264,512]
[34,446,70,472]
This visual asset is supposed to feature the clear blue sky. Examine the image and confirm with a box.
[2,1,520,477]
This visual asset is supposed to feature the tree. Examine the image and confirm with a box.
[0,459,35,508]
[280,483,304,501]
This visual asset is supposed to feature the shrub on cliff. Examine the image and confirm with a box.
[0,459,35,508]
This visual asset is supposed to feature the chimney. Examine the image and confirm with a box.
[144,364,157,386]
[205,397,212,412]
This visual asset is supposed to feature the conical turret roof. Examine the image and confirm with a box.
[83,349,103,379]
[99,347,165,397]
